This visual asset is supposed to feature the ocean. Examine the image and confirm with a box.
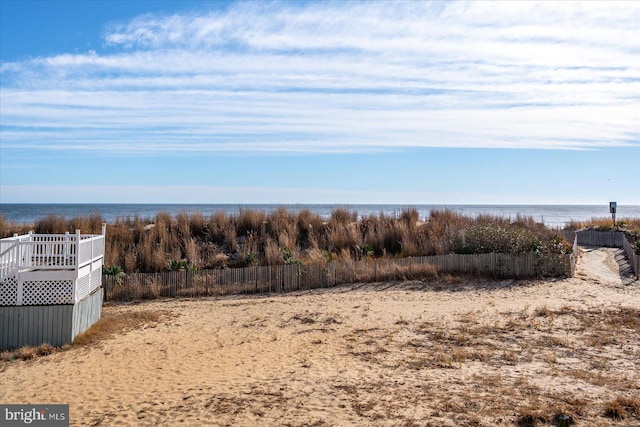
[1,204,639,229]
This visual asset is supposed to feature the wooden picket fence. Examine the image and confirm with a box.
[102,252,573,302]
[574,230,625,247]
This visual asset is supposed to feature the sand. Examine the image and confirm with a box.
[1,246,639,426]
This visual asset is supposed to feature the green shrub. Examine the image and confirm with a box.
[168,260,188,271]
[244,252,259,266]
[103,265,124,276]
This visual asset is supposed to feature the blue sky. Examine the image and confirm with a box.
[1,0,639,204]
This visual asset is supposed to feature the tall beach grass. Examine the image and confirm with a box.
[0,208,572,273]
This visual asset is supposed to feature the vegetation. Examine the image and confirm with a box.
[565,216,640,246]
[341,305,640,425]
[103,265,124,276]
[564,217,640,233]
[0,208,571,273]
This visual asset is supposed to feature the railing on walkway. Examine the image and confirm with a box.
[622,235,640,278]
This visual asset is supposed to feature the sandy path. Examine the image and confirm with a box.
[579,246,624,285]
[1,246,638,426]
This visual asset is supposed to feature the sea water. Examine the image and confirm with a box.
[1,203,639,228]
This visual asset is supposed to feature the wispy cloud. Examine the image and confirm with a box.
[1,1,638,154]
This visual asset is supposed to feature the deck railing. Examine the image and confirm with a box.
[0,241,19,281]
[0,228,105,281]
[0,226,106,306]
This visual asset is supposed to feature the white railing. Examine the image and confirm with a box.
[0,227,105,280]
[0,241,20,281]
[19,240,77,269]
[0,233,34,281]
[78,234,105,269]
[0,226,106,306]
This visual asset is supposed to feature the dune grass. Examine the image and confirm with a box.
[565,216,640,234]
[1,208,571,273]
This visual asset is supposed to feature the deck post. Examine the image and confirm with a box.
[91,233,94,271]
[75,229,81,270]
[100,224,106,275]
[75,229,81,302]
[64,232,70,262]
[15,238,23,306]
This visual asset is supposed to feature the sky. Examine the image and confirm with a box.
[0,0,639,205]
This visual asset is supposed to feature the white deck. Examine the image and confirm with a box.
[0,226,105,306]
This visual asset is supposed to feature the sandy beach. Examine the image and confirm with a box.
[1,246,639,426]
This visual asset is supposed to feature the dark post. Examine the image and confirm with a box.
[609,201,617,228]
[557,414,570,427]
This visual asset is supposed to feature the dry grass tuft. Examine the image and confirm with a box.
[521,412,577,427]
[1,343,58,362]
[603,396,640,420]
[16,346,39,361]
[534,305,552,317]
[73,309,166,346]
[516,412,547,427]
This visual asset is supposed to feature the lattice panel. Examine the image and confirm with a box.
[22,280,73,305]
[75,273,91,302]
[0,276,18,306]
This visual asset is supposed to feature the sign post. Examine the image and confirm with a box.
[609,202,617,227]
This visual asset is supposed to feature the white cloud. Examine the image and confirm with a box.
[1,1,639,154]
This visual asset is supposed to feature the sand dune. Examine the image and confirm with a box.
[1,246,638,426]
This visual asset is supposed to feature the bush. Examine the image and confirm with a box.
[455,224,569,256]
[244,252,259,266]
[103,265,124,276]
[168,260,188,271]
